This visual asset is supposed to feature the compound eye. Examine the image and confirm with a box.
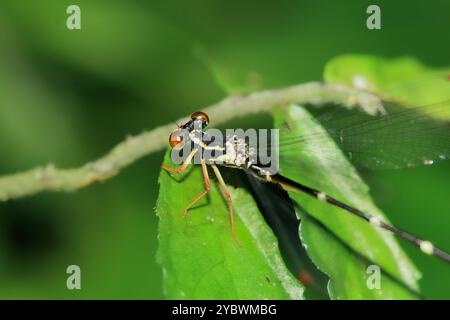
[190,111,209,126]
[169,130,185,149]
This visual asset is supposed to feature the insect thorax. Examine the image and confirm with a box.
[201,133,256,169]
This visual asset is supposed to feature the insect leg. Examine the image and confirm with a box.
[182,158,211,218]
[211,163,239,244]
[161,148,198,174]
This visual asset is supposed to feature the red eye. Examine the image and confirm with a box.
[190,111,209,126]
[169,130,185,149]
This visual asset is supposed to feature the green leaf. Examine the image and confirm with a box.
[324,54,450,119]
[156,150,304,299]
[275,104,421,299]
[299,213,419,299]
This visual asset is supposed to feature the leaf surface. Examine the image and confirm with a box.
[275,104,421,299]
[156,150,304,299]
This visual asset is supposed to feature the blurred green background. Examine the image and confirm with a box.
[0,0,448,299]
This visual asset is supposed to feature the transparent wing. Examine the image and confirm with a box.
[278,100,450,170]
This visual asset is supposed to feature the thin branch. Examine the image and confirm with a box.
[0,82,382,201]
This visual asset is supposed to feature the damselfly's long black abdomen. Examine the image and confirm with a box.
[248,171,450,264]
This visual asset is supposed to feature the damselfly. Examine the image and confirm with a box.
[161,79,450,264]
